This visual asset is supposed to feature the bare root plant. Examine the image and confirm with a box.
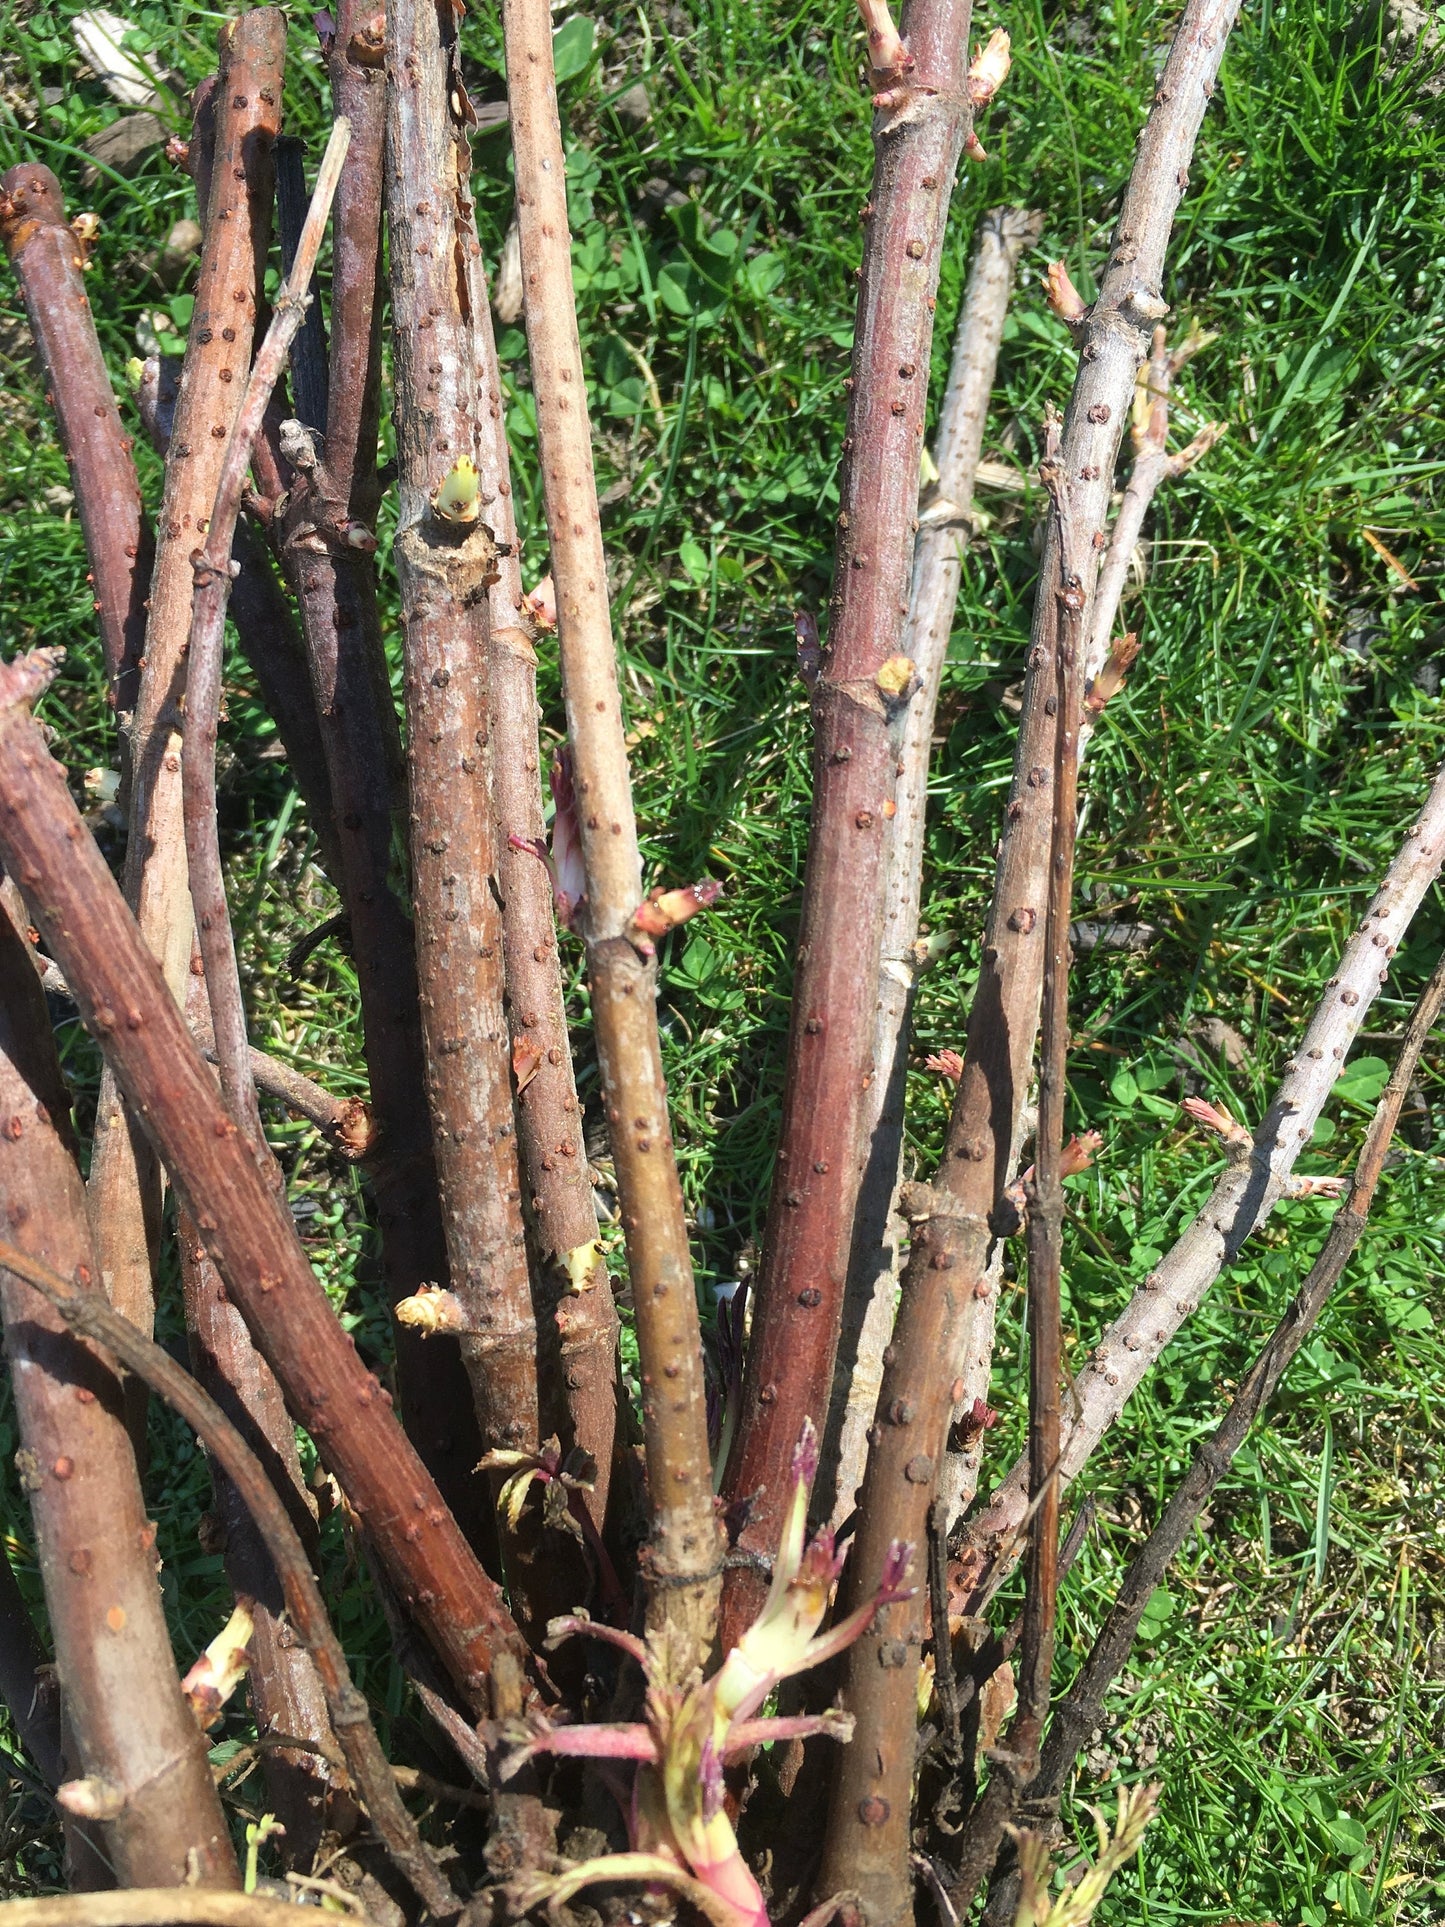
[0,0,1437,1922]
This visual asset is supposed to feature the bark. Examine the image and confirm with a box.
[277,1,488,1547]
[0,650,531,1711]
[465,196,615,1531]
[174,134,362,1853]
[0,1240,457,1919]
[0,1900,353,1927]
[0,164,146,726]
[0,1546,63,1788]
[130,6,284,1007]
[385,0,538,1470]
[826,206,1041,1534]
[933,332,1222,1531]
[964,749,1445,1578]
[1081,327,1225,699]
[181,1222,344,1867]
[720,0,976,1650]
[976,946,1445,1926]
[503,0,722,1658]
[0,908,235,1889]
[817,5,1242,1916]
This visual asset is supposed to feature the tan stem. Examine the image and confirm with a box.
[466,196,616,1533]
[502,0,721,1657]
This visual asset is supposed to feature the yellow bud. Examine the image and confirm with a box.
[431,455,482,523]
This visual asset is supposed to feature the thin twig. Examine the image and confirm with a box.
[975,945,1445,1926]
[1083,326,1225,697]
[183,115,350,1141]
[949,431,1086,1901]
[964,750,1445,1582]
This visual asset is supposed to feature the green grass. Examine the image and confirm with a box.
[2,0,1444,1917]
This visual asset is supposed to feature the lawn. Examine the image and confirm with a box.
[1,0,1443,1919]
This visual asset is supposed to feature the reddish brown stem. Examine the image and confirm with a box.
[385,1,539,1485]
[132,6,284,1007]
[0,165,147,728]
[0,650,530,1711]
[132,351,345,890]
[0,907,235,1889]
[0,1235,457,1918]
[180,956,347,1867]
[503,0,722,1660]
[957,451,1085,1897]
[826,205,1040,1533]
[818,4,1243,1915]
[277,3,487,1546]
[466,193,615,1533]
[720,0,976,1650]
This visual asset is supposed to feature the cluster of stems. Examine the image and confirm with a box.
[0,0,1437,1921]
